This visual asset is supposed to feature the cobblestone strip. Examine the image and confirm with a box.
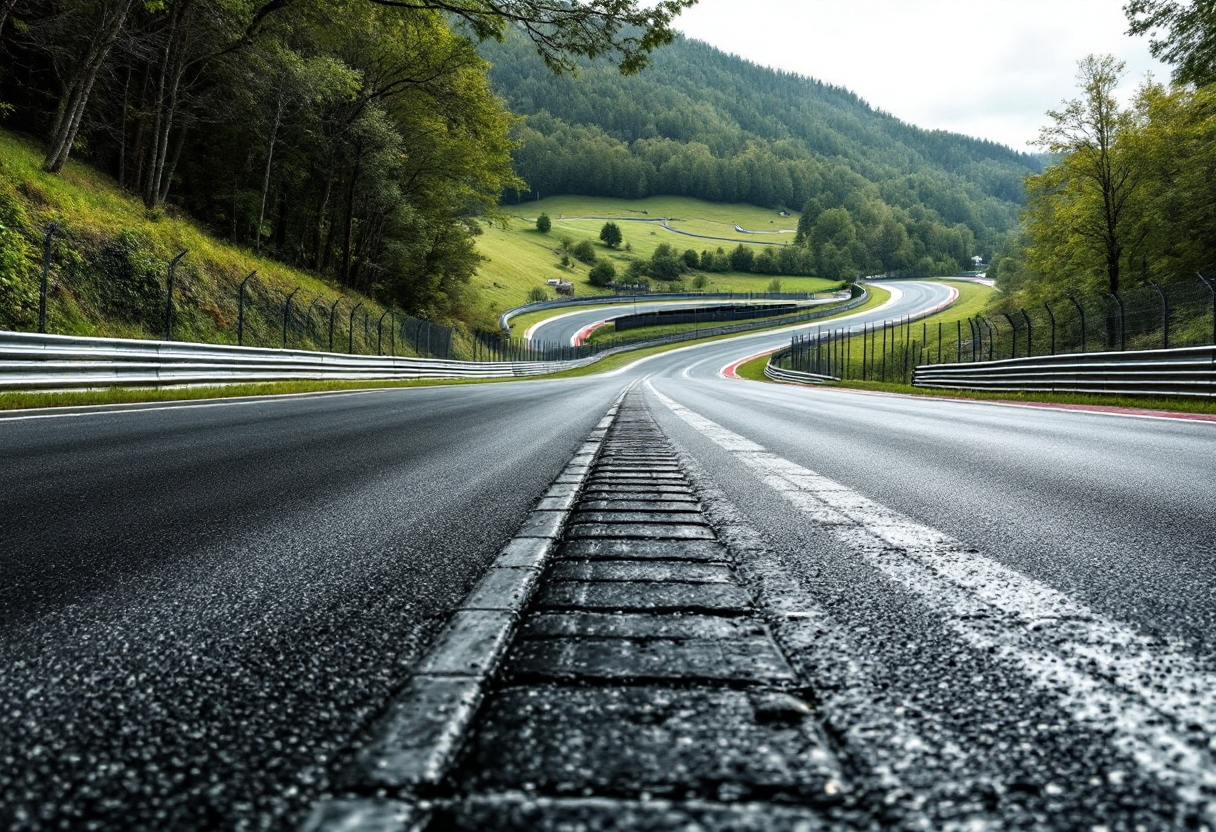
[434,392,849,830]
[299,391,629,832]
[302,389,848,832]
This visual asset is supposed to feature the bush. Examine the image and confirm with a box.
[682,249,699,268]
[589,260,616,287]
[599,221,623,248]
[572,239,597,264]
[536,213,551,233]
[527,286,548,302]
[767,278,783,293]
[691,274,708,290]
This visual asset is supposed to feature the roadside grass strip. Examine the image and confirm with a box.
[646,381,1216,824]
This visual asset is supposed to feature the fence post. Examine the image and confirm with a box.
[377,309,391,355]
[983,317,996,360]
[1105,292,1126,350]
[304,294,324,343]
[1043,301,1056,355]
[163,250,188,341]
[1002,312,1016,359]
[1068,295,1086,353]
[282,286,301,348]
[39,222,57,333]
[1198,273,1216,345]
[348,302,364,353]
[237,271,257,346]
[1150,281,1169,349]
[1021,309,1033,357]
[328,299,342,351]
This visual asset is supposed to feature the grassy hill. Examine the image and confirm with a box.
[476,195,841,313]
[0,130,405,352]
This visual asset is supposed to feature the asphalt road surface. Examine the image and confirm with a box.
[523,296,834,346]
[3,281,1215,831]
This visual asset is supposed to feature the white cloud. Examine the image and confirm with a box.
[675,0,1167,149]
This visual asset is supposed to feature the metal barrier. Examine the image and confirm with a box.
[912,346,1216,398]
[0,331,589,391]
[498,290,823,333]
[763,364,836,385]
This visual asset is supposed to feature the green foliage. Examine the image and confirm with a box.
[766,278,782,293]
[681,248,699,268]
[527,286,549,302]
[485,33,1035,264]
[536,212,552,233]
[691,274,707,289]
[588,260,616,287]
[571,239,597,264]
[1126,0,1216,87]
[728,244,754,272]
[645,242,684,281]
[599,221,623,247]
[77,231,165,330]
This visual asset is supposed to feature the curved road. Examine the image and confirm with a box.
[524,296,838,347]
[3,280,1215,830]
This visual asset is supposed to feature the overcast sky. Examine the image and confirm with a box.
[675,0,1168,151]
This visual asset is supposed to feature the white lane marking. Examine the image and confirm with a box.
[647,380,1216,819]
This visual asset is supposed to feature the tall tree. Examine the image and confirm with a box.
[40,0,140,173]
[1031,54,1144,298]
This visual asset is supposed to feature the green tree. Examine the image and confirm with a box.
[1029,55,1144,298]
[727,244,753,272]
[536,212,551,233]
[682,248,699,268]
[599,221,623,247]
[647,242,683,280]
[572,239,596,263]
[588,259,616,286]
[1126,0,1216,87]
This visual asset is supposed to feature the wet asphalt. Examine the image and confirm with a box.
[6,281,1215,831]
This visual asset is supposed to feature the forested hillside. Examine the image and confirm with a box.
[483,33,1042,278]
[0,0,688,330]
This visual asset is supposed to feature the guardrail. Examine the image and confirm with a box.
[0,331,589,391]
[912,345,1216,398]
[498,290,824,333]
[763,364,836,385]
[1,287,869,392]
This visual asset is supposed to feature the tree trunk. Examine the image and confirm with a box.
[341,144,363,284]
[256,99,284,252]
[43,0,136,173]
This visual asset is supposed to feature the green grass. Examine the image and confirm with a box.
[0,129,401,354]
[478,195,824,316]
[0,376,510,411]
[830,381,1216,415]
[733,353,772,381]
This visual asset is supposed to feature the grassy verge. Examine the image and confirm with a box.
[0,129,402,353]
[0,376,511,411]
[830,380,1216,415]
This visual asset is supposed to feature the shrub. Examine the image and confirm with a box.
[536,213,551,233]
[589,260,616,287]
[572,239,597,264]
